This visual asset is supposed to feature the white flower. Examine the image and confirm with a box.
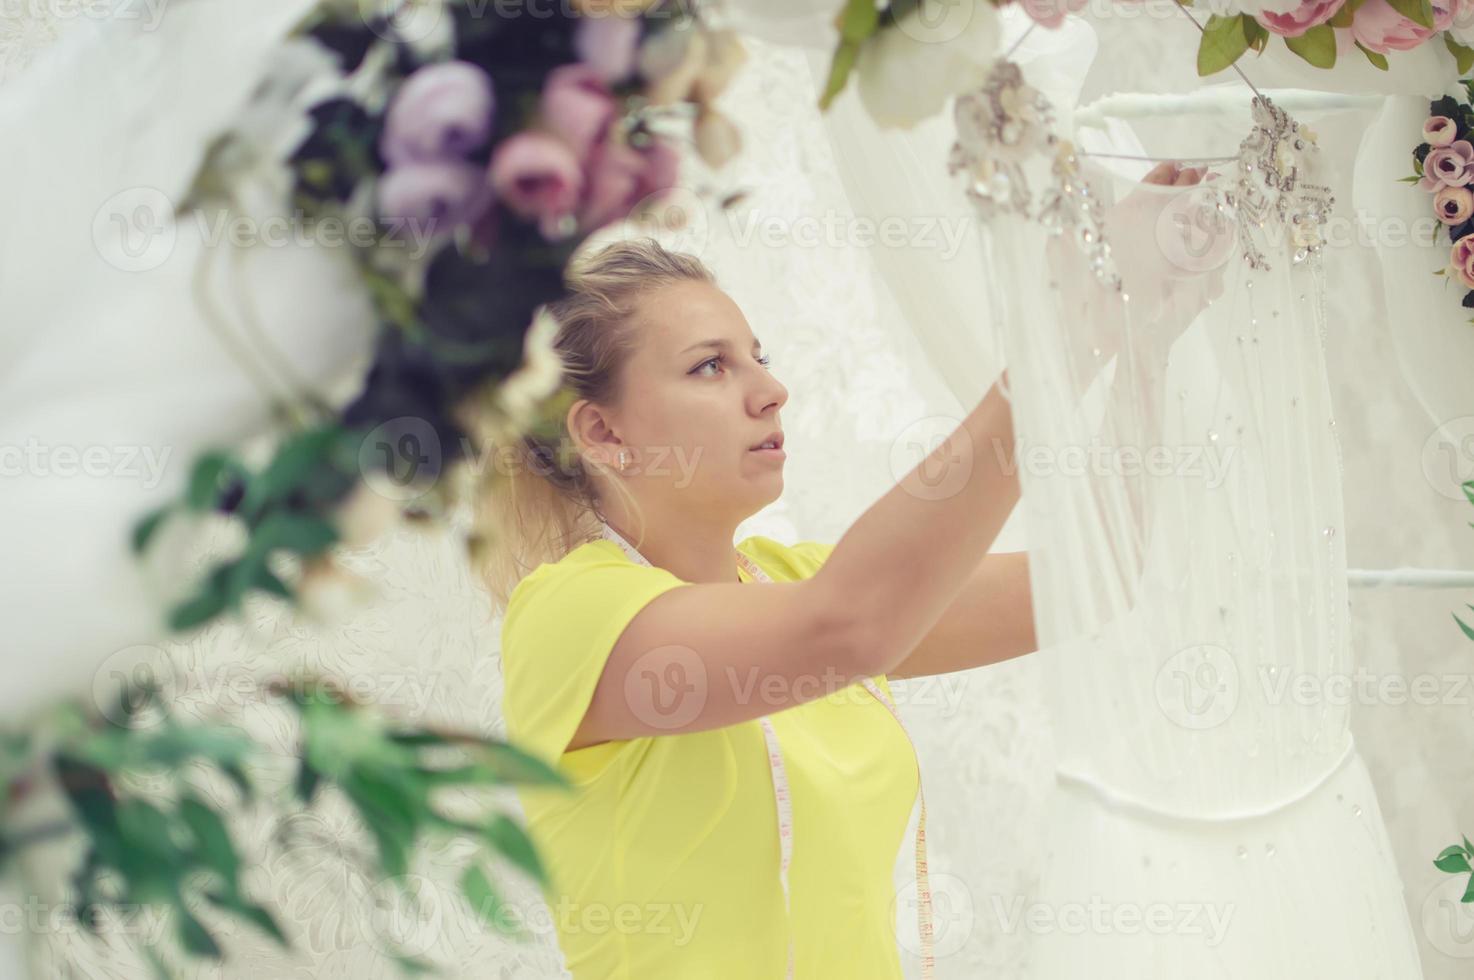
[855,0,1003,130]
[297,557,378,626]
[334,481,403,550]
[694,106,743,167]
[495,306,566,430]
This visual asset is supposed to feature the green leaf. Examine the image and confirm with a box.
[1328,0,1357,26]
[295,760,322,805]
[1284,24,1336,68]
[1386,0,1435,28]
[1455,609,1474,643]
[168,570,231,632]
[220,760,254,802]
[1242,16,1269,52]
[818,39,860,112]
[237,426,344,522]
[1463,874,1474,902]
[186,451,241,511]
[131,506,173,555]
[1197,15,1252,76]
[390,952,437,976]
[1463,834,1474,854]
[483,814,546,886]
[1447,34,1474,75]
[459,864,509,932]
[1398,175,1423,183]
[1461,479,1474,506]
[204,889,288,946]
[179,795,239,892]
[835,0,879,41]
[252,511,339,559]
[1437,845,1473,873]
[176,905,222,959]
[468,741,571,789]
[1355,40,1390,69]
[141,945,172,980]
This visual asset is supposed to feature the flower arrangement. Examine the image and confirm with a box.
[136,0,748,632]
[1193,0,1474,76]
[1402,78,1474,324]
[817,0,1474,125]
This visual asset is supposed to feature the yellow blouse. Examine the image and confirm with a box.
[499,534,920,979]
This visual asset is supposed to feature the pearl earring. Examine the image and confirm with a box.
[617,449,628,471]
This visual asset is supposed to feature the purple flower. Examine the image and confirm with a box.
[380,61,496,167]
[378,160,493,235]
[575,12,642,83]
[539,63,618,166]
[1426,115,1458,148]
[489,132,584,240]
[1421,139,1474,191]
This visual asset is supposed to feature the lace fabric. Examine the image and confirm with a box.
[946,33,1424,977]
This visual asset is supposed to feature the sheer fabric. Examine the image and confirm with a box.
[942,22,1424,977]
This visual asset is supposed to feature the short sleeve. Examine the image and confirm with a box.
[499,553,688,768]
[784,540,836,578]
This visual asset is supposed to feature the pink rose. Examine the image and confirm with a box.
[1258,0,1346,36]
[1018,0,1088,28]
[489,132,584,240]
[1450,235,1474,288]
[1435,184,1474,224]
[1426,115,1459,147]
[540,63,618,166]
[1421,140,1474,190]
[380,61,496,166]
[1350,0,1453,53]
[576,137,681,234]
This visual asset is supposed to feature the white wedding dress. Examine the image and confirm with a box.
[936,18,1425,979]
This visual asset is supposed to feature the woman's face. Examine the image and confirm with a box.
[579,279,790,525]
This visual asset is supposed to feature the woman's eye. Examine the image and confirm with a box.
[692,354,771,376]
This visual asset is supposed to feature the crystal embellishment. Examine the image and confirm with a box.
[1225,96,1335,271]
[949,60,1121,291]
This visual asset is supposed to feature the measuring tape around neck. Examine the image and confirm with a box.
[595,522,935,978]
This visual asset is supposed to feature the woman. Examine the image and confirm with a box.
[487,162,1201,980]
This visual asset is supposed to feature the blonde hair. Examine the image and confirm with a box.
[475,236,717,611]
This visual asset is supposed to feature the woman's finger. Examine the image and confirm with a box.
[1142,161,1180,186]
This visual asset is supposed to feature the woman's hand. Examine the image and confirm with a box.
[1105,161,1233,339]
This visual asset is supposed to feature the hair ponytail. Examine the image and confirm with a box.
[472,236,716,612]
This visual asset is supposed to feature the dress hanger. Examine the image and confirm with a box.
[1008,3,1377,167]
